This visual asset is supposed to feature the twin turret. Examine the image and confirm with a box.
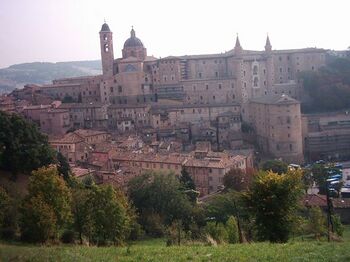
[234,34,272,55]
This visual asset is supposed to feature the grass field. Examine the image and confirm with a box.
[1,236,350,262]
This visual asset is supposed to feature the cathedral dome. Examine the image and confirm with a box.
[101,23,111,32]
[123,27,144,48]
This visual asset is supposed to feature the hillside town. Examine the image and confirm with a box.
[1,22,350,195]
[2,0,350,258]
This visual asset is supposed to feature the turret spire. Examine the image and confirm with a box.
[235,33,241,49]
[234,34,243,55]
[265,34,272,52]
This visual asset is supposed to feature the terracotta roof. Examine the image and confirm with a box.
[73,129,108,138]
[49,132,84,144]
[72,167,94,177]
[59,102,106,109]
[23,104,51,110]
[249,94,299,105]
[303,194,350,209]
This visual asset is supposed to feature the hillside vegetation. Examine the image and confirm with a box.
[300,57,350,113]
[0,60,101,94]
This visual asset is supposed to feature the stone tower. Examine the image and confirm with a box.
[100,22,114,77]
[232,35,247,119]
[265,35,274,90]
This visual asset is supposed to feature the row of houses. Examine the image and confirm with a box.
[48,129,252,195]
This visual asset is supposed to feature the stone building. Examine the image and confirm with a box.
[249,94,303,163]
[302,111,350,161]
[58,102,108,129]
[39,108,71,136]
[32,22,328,161]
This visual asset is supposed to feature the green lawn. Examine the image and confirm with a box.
[1,238,350,262]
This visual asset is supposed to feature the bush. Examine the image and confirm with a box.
[226,216,239,244]
[129,222,144,241]
[20,195,57,243]
[307,207,326,240]
[61,229,75,243]
[245,170,303,243]
[0,227,16,240]
[19,166,72,243]
[204,222,228,244]
[166,220,186,246]
[262,160,288,175]
[332,214,344,237]
[142,213,165,237]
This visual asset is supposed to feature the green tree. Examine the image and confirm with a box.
[245,170,303,243]
[226,216,239,244]
[206,191,239,224]
[128,172,192,235]
[0,184,21,240]
[20,195,57,242]
[223,168,253,191]
[20,166,72,242]
[204,222,228,244]
[307,207,326,240]
[180,168,195,190]
[299,58,350,113]
[262,160,288,175]
[0,186,10,229]
[311,164,328,195]
[72,187,93,244]
[301,168,313,194]
[179,168,198,204]
[0,111,55,177]
[87,185,131,245]
[57,152,72,183]
[332,214,344,237]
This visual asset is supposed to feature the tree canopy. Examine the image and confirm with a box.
[300,57,350,113]
[0,111,55,176]
[245,170,303,243]
[20,166,72,242]
[128,172,192,235]
[262,160,288,175]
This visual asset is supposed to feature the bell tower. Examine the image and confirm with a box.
[100,22,114,77]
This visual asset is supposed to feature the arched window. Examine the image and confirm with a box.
[103,34,107,41]
[104,44,109,53]
[253,65,258,75]
[254,77,259,87]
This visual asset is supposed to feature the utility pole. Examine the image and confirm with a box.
[326,179,338,242]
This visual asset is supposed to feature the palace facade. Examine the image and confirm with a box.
[23,23,328,163]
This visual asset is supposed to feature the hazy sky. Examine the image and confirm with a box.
[0,0,349,68]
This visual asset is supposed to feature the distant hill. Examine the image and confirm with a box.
[0,60,102,94]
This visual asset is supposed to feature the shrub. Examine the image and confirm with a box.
[245,170,303,243]
[0,227,16,240]
[61,229,76,244]
[142,213,165,237]
[204,222,228,244]
[129,221,144,241]
[20,195,57,243]
[226,216,239,244]
[307,207,326,240]
[166,220,186,246]
[19,166,72,243]
[332,214,344,237]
